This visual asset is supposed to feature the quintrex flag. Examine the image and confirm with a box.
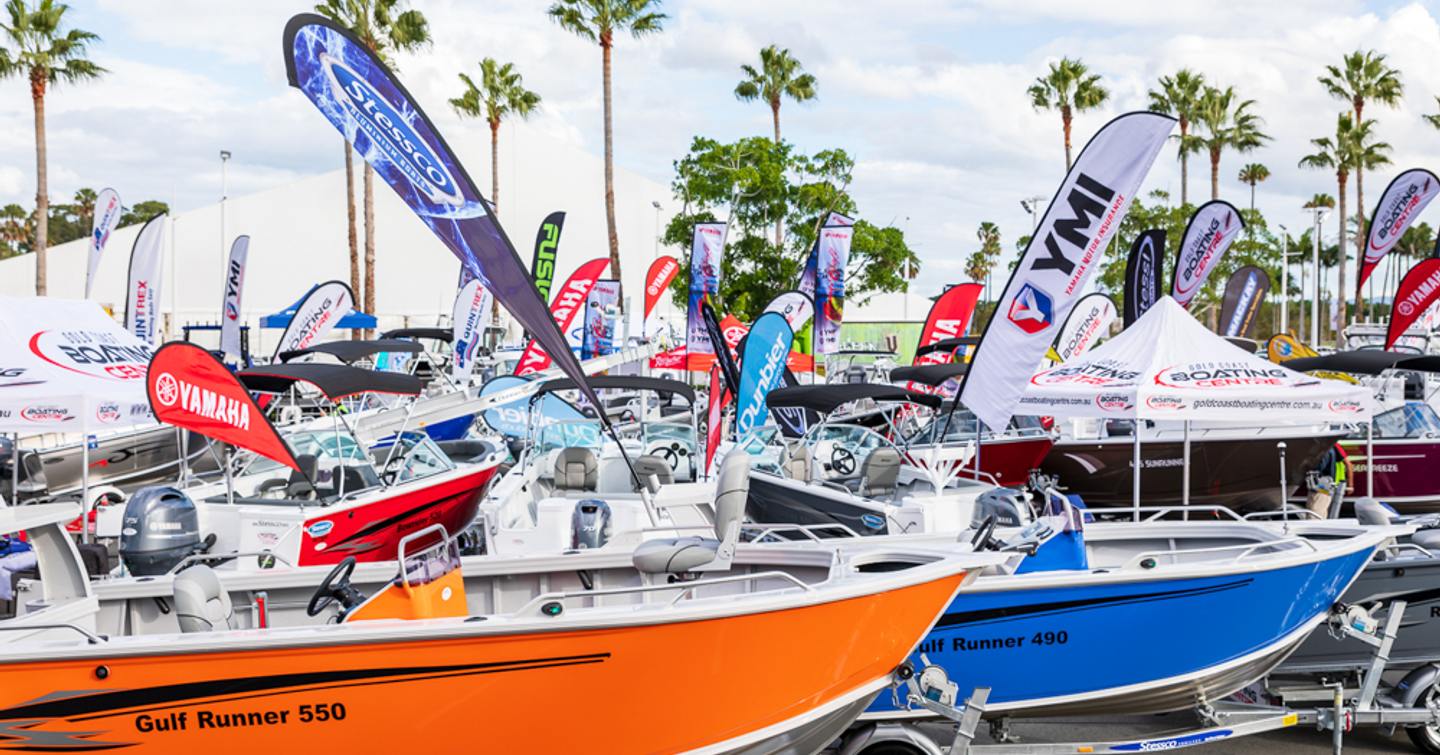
[147,342,299,470]
[285,14,608,417]
[686,222,727,369]
[1171,200,1244,309]
[124,213,167,345]
[1123,229,1164,327]
[514,257,609,375]
[813,223,855,355]
[735,312,794,438]
[272,281,354,360]
[913,283,982,366]
[1388,259,1440,350]
[452,278,491,381]
[1219,265,1270,338]
[959,111,1175,432]
[86,188,122,299]
[644,255,680,322]
[1054,292,1116,362]
[531,211,566,303]
[582,279,621,359]
[1360,168,1440,296]
[220,235,249,361]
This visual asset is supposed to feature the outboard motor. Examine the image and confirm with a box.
[571,499,613,550]
[973,487,1029,527]
[120,486,205,576]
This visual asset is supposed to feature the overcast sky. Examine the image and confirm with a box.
[4,0,1440,297]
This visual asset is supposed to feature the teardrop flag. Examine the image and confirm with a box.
[1388,259,1440,350]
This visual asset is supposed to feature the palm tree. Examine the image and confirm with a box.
[1347,119,1391,317]
[0,203,29,258]
[70,185,94,228]
[735,45,816,248]
[1193,85,1269,201]
[1319,50,1403,265]
[0,0,103,295]
[1425,96,1440,131]
[975,220,1001,300]
[1027,58,1108,171]
[1236,163,1269,213]
[1300,114,1360,342]
[314,0,429,334]
[1147,69,1206,206]
[548,0,666,309]
[450,58,541,217]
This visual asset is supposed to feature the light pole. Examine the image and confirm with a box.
[220,150,231,270]
[1020,196,1044,234]
[1278,224,1289,334]
[1310,206,1329,347]
[651,200,661,260]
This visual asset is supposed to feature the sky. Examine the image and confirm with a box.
[4,0,1440,298]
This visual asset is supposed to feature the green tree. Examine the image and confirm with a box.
[1236,163,1269,212]
[1425,96,1440,131]
[1026,57,1109,171]
[0,0,104,295]
[118,199,169,228]
[1300,115,1364,343]
[1147,69,1206,207]
[975,221,1001,299]
[1193,85,1269,201]
[0,203,31,259]
[1319,50,1403,274]
[548,0,666,309]
[450,57,541,217]
[734,44,816,248]
[1348,121,1391,317]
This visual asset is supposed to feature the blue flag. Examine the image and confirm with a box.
[735,312,794,438]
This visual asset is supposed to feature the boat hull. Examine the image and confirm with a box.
[1341,437,1440,512]
[1284,550,1440,672]
[907,436,1054,489]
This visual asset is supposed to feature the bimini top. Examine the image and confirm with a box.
[381,327,453,342]
[238,363,423,400]
[889,363,967,386]
[278,338,424,364]
[1282,350,1424,376]
[766,384,942,414]
[536,375,695,405]
[913,336,979,359]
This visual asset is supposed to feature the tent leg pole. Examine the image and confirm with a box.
[974,423,982,481]
[1132,429,1141,522]
[1182,420,1191,519]
[81,436,91,544]
[1367,420,1374,502]
[9,433,18,506]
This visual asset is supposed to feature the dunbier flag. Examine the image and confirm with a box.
[86,188,122,298]
[1171,200,1244,309]
[958,111,1175,432]
[219,235,249,361]
[1359,168,1440,296]
[1219,265,1270,338]
[124,213,167,345]
[1388,258,1440,350]
[735,312,794,438]
[1123,229,1164,327]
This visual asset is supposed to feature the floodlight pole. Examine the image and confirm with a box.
[1278,226,1289,334]
[1310,207,1329,347]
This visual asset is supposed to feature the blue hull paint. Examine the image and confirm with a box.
[423,414,475,442]
[868,547,1372,714]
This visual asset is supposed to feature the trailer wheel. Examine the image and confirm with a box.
[1406,682,1440,754]
[858,743,927,755]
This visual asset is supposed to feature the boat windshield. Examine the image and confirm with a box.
[803,423,903,482]
[642,420,700,480]
[1371,402,1440,439]
[536,419,605,456]
[734,426,785,474]
[910,407,1048,444]
[382,432,456,483]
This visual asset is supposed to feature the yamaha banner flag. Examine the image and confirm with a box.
[531,210,566,303]
[273,280,354,359]
[1171,200,1244,309]
[958,111,1174,432]
[1123,229,1164,327]
[220,235,249,361]
[644,255,680,322]
[1359,168,1440,296]
[86,187,122,299]
[1388,258,1440,349]
[1219,265,1270,338]
[452,278,491,381]
[913,283,982,366]
[1053,292,1116,362]
[284,14,608,416]
[124,213,167,345]
[735,312,794,438]
[686,222,727,370]
[514,257,609,376]
[813,223,855,355]
[582,279,620,359]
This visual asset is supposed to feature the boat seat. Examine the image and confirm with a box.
[1354,498,1395,526]
[330,464,379,497]
[173,565,236,633]
[287,454,319,499]
[632,454,674,489]
[633,453,750,574]
[1413,529,1440,553]
[785,446,811,481]
[554,447,598,492]
[856,448,901,498]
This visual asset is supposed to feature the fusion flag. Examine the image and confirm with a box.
[913,283,982,366]
[272,281,354,359]
[1123,229,1164,326]
[644,255,680,322]
[735,312,794,438]
[284,14,609,417]
[582,279,621,359]
[1171,200,1244,309]
[1219,265,1270,338]
[124,213,167,345]
[514,257,609,375]
[958,111,1175,432]
[686,222,727,369]
[220,235,249,361]
[1054,292,1116,362]
[452,278,491,380]
[1388,259,1440,350]
[86,188,122,298]
[813,223,855,355]
[531,211,566,303]
[1359,168,1440,296]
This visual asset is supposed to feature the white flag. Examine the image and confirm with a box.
[86,188,122,298]
[220,236,249,361]
[452,278,491,381]
[124,213,167,345]
[1054,292,1116,362]
[273,281,354,358]
[1171,200,1244,309]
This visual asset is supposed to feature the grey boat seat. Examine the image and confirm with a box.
[554,447,598,492]
[1413,529,1440,553]
[1354,498,1394,526]
[632,454,674,489]
[174,565,236,633]
[785,445,811,482]
[851,447,901,498]
[286,454,320,499]
[633,452,749,574]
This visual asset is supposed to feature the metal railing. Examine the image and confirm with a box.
[515,569,814,616]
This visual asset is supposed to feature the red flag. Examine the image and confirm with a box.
[644,255,680,321]
[705,364,731,476]
[146,342,299,470]
[1388,259,1440,349]
[719,314,749,353]
[914,283,982,365]
[650,347,687,370]
[515,258,609,376]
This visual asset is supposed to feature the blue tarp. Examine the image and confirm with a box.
[259,296,377,329]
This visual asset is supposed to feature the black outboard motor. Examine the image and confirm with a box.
[571,499,613,550]
[973,487,1029,527]
[119,486,205,576]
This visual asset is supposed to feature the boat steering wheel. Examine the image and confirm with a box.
[970,515,1001,552]
[831,446,857,476]
[307,557,364,619]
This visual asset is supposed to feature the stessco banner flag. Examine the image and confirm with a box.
[582,279,620,359]
[85,187,122,298]
[913,283,982,366]
[1388,258,1440,349]
[735,312,794,438]
[124,213,166,345]
[1123,229,1164,327]
[147,341,299,470]
[452,278,491,381]
[644,255,680,322]
[272,280,354,359]
[514,257,608,375]
[531,211,566,303]
[285,15,609,418]
[220,235,249,362]
[1359,168,1440,296]
[686,222,727,369]
[1054,292,1116,362]
[1219,265,1270,338]
[813,223,855,355]
[1171,200,1244,309]
[958,111,1175,432]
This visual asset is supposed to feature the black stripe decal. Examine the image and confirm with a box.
[329,495,454,548]
[936,579,1253,628]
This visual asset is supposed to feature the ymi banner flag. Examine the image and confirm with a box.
[514,257,609,376]
[813,223,855,355]
[219,235,249,361]
[959,111,1175,432]
[1171,200,1244,309]
[452,278,491,381]
[735,312,793,438]
[531,211,566,303]
[272,280,354,359]
[1388,258,1440,350]
[797,212,853,297]
[686,222,727,369]
[86,188,122,298]
[913,283,982,366]
[1054,292,1116,362]
[124,213,167,345]
[1359,168,1440,295]
[1123,229,1165,327]
[644,255,680,322]
[1219,265,1270,338]
[285,14,609,418]
[762,289,813,332]
[582,279,621,359]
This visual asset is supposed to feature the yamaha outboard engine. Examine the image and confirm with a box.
[571,499,613,550]
[119,486,204,576]
[973,487,1029,527]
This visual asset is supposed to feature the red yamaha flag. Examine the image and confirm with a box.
[644,255,680,321]
[514,257,610,376]
[913,283,982,366]
[1388,259,1440,350]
